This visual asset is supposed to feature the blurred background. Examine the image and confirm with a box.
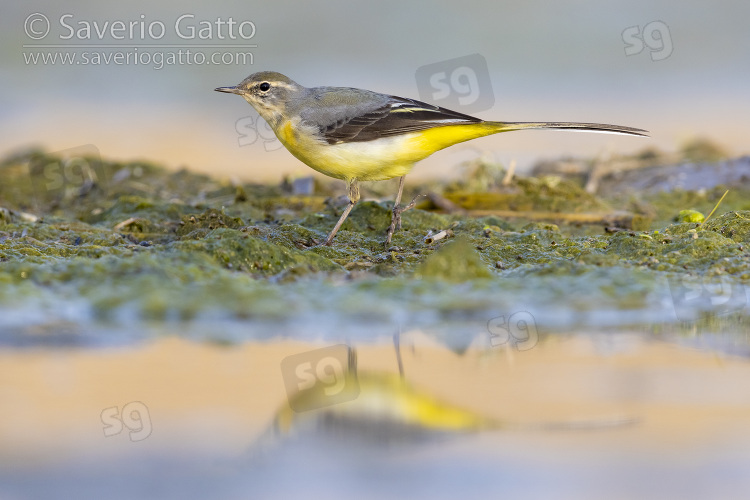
[3,2,750,499]
[4,0,748,181]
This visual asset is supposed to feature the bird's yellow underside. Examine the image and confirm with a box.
[277,120,508,182]
[275,372,489,434]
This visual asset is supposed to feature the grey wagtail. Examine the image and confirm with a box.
[216,71,647,246]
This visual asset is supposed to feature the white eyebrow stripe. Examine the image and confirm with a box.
[263,82,296,91]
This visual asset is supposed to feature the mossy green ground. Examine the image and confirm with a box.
[1,150,749,345]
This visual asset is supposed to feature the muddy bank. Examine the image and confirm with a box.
[1,150,748,346]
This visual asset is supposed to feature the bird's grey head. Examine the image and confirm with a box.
[215,71,304,125]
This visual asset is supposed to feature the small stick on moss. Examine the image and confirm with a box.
[424,229,452,244]
[467,209,637,228]
[501,159,516,186]
[700,190,729,230]
[113,217,138,231]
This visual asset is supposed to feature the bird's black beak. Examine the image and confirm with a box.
[215,86,242,95]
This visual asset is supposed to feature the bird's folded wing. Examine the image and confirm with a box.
[302,92,482,145]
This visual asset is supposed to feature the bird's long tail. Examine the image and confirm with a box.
[490,121,649,137]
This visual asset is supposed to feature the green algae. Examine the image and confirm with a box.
[677,209,705,223]
[703,211,750,243]
[616,186,750,230]
[443,176,609,213]
[417,237,493,281]
[1,150,750,337]
[170,228,340,275]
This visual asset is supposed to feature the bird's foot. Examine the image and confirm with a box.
[384,194,425,247]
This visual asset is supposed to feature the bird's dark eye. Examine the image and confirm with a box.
[259,82,271,92]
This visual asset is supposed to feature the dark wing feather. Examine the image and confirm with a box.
[320,96,481,145]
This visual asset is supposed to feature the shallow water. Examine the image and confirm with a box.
[2,332,750,499]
